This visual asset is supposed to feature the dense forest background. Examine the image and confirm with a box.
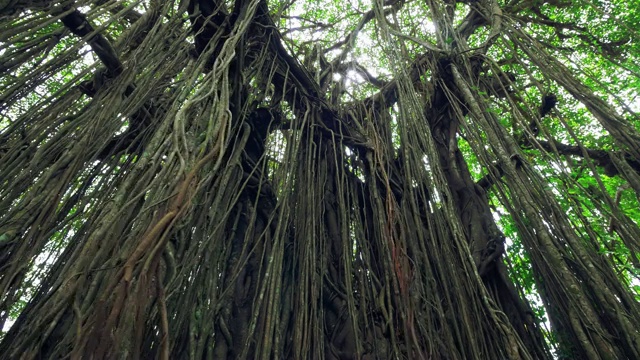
[1,0,639,358]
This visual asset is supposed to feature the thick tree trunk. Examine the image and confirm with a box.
[1,0,639,359]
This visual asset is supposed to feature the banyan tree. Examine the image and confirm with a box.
[1,0,639,358]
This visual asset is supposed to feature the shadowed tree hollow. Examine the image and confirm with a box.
[1,0,639,358]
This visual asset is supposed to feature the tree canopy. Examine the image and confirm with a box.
[1,0,639,359]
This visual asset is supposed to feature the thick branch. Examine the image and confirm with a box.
[535,140,640,177]
[58,8,165,159]
[60,9,122,76]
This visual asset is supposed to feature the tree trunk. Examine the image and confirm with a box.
[1,0,639,359]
